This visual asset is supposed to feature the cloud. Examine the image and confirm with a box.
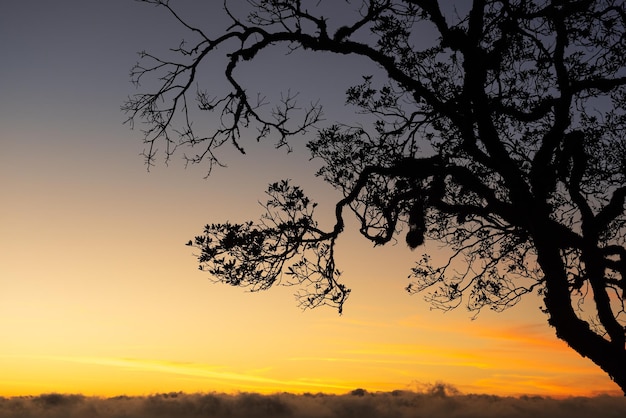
[1,386,625,418]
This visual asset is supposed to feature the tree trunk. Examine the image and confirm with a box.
[534,233,626,395]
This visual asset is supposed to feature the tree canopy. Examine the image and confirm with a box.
[124,0,626,394]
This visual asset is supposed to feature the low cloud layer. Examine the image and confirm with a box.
[1,386,625,418]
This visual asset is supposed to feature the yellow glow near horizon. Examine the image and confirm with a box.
[0,308,620,398]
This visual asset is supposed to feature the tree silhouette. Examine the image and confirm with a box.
[124,0,626,394]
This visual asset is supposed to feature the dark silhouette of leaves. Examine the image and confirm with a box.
[125,0,626,394]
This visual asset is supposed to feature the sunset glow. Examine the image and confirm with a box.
[0,0,622,400]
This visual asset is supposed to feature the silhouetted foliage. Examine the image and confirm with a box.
[124,1,626,393]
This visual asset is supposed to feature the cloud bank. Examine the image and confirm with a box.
[1,386,625,418]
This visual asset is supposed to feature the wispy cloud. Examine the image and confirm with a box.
[38,356,354,393]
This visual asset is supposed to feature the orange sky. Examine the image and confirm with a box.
[0,0,621,398]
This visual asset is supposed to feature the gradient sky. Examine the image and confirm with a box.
[0,0,620,398]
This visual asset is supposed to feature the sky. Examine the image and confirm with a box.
[0,0,621,398]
